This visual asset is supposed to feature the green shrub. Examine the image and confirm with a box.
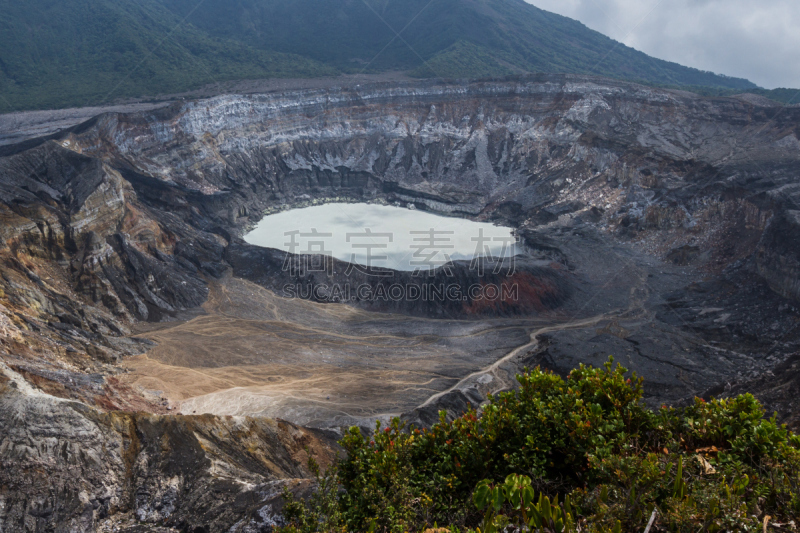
[280,455,343,533]
[279,358,800,532]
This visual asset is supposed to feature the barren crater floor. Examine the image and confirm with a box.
[122,276,536,428]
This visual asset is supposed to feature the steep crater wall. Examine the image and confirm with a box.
[0,77,797,379]
[67,78,800,306]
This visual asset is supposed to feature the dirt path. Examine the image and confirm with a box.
[417,314,610,407]
[417,265,653,408]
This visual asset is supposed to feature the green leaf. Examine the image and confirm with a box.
[474,481,492,510]
[492,486,504,512]
[673,456,683,498]
[521,486,535,508]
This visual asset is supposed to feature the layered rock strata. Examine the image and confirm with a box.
[1,75,799,530]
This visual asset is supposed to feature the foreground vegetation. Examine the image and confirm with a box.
[281,358,800,532]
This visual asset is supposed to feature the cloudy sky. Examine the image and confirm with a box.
[526,0,800,89]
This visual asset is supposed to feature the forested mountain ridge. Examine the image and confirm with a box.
[0,0,765,112]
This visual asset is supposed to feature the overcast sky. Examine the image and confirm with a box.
[526,0,800,89]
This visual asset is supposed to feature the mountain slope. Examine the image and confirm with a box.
[0,0,334,112]
[0,0,758,112]
[156,0,757,88]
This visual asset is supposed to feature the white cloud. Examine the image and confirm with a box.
[526,0,800,88]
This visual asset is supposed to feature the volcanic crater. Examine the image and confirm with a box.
[1,75,800,530]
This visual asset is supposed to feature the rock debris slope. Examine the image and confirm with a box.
[0,368,339,532]
[0,75,799,531]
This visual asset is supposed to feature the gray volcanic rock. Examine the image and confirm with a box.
[1,75,800,530]
[706,352,800,431]
[225,242,572,319]
[12,76,793,321]
[756,210,800,302]
[0,371,339,532]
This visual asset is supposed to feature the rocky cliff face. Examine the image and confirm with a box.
[7,76,800,323]
[0,368,338,532]
[58,77,800,300]
[756,210,800,301]
[1,75,799,531]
